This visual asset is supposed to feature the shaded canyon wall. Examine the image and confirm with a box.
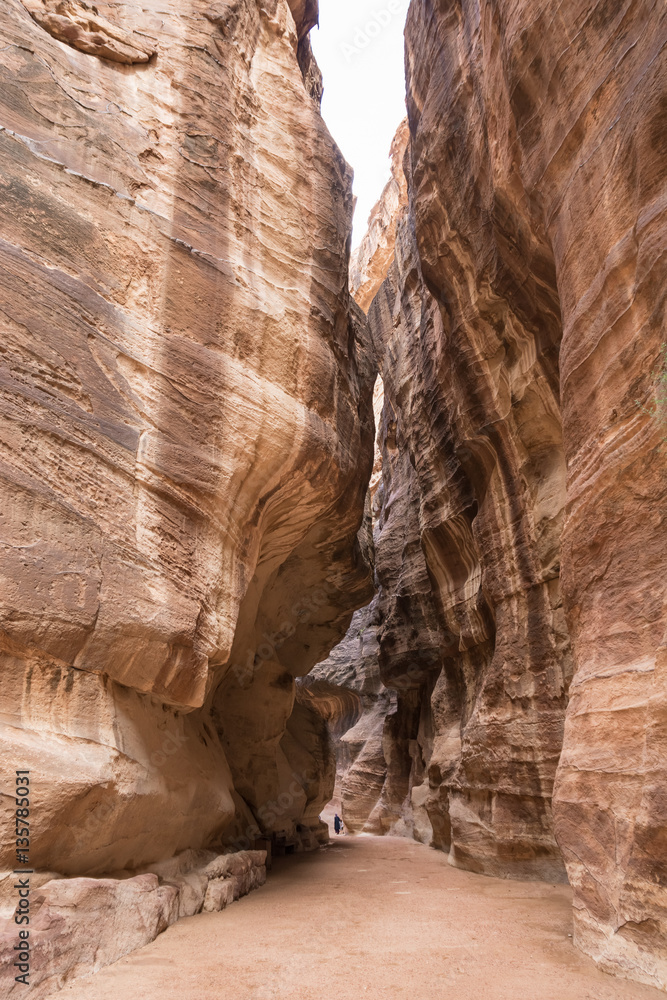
[317,0,667,990]
[404,0,667,987]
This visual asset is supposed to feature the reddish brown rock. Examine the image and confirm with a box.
[331,1,667,987]
[332,106,570,874]
[396,0,667,986]
[1,0,665,993]
[367,186,571,881]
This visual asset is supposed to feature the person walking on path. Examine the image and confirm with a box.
[334,813,342,835]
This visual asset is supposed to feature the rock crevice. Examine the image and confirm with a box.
[1,0,666,995]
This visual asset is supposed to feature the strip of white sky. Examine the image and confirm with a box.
[310,0,410,248]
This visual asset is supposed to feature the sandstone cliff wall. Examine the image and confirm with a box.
[322,0,666,989]
[350,119,409,314]
[1,0,666,993]
[403,0,667,988]
[341,175,570,877]
[0,0,374,978]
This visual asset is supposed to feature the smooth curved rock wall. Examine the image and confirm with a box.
[365,191,571,880]
[325,0,667,988]
[0,0,374,878]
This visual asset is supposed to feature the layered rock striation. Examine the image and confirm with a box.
[1,0,666,994]
[0,0,375,987]
[403,0,667,988]
[334,149,570,874]
[321,0,667,990]
[370,124,572,883]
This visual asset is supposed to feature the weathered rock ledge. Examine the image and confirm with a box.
[0,849,268,998]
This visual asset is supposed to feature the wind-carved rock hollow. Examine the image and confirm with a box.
[0,0,375,994]
[0,0,666,997]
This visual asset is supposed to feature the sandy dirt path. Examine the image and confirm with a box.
[49,835,662,1000]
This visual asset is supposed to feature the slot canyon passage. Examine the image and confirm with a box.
[0,0,666,997]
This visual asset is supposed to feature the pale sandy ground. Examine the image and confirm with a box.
[49,835,662,1000]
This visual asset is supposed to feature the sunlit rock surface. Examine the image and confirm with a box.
[0,0,374,894]
[350,119,409,314]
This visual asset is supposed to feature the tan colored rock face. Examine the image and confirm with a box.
[2,0,664,993]
[21,1,157,62]
[0,848,268,998]
[0,0,374,877]
[350,119,409,314]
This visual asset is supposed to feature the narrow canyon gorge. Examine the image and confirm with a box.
[0,0,665,997]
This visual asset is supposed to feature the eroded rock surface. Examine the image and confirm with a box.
[0,849,267,998]
[370,161,571,882]
[303,597,396,833]
[21,0,157,63]
[0,0,374,985]
[325,109,570,874]
[1,0,666,993]
[350,119,409,314]
[323,0,667,990]
[403,0,667,988]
